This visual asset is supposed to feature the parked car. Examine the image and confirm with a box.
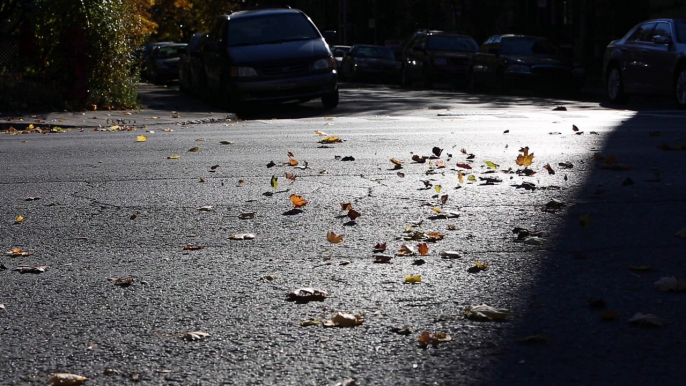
[138,41,174,80]
[198,8,338,109]
[469,34,585,93]
[330,45,351,73]
[400,30,479,88]
[148,43,187,84]
[340,44,400,83]
[603,18,686,108]
[179,32,207,93]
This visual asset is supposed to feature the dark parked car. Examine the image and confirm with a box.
[603,18,686,108]
[138,41,174,80]
[330,45,351,73]
[148,43,187,84]
[179,32,207,93]
[469,34,585,93]
[198,8,338,109]
[400,30,479,88]
[340,44,400,83]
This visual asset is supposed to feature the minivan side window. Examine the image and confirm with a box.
[227,13,319,47]
[627,22,656,42]
[653,22,672,39]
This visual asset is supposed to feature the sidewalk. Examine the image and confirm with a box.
[0,83,235,131]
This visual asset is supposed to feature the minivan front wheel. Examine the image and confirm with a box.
[675,67,686,109]
[607,66,629,104]
[322,89,339,109]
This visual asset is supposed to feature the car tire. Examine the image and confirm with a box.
[675,67,686,109]
[422,66,432,88]
[496,68,509,94]
[400,67,412,88]
[321,89,339,109]
[607,66,629,104]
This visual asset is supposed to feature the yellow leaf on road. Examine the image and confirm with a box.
[405,274,422,283]
[516,147,534,166]
[290,194,308,208]
[167,155,180,159]
[327,231,343,244]
[15,215,23,224]
[136,135,147,142]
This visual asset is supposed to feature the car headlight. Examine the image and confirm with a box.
[433,58,448,66]
[314,57,335,70]
[507,64,531,74]
[230,66,258,77]
[573,67,585,76]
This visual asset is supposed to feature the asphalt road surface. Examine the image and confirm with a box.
[1,84,685,385]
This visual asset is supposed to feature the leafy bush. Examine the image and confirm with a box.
[1,0,146,110]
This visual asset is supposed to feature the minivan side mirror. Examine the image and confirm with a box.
[653,35,672,45]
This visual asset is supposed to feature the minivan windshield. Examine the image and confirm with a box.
[426,35,479,52]
[228,13,320,47]
[501,37,561,56]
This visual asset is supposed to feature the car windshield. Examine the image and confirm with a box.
[157,46,185,58]
[501,37,560,56]
[355,46,395,60]
[677,21,686,43]
[426,35,478,52]
[228,13,320,46]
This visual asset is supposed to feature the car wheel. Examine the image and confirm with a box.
[496,68,509,94]
[400,67,412,88]
[321,89,339,109]
[422,66,432,88]
[675,67,686,109]
[607,66,629,104]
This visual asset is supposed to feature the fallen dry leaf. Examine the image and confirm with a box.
[183,331,210,341]
[47,373,87,385]
[219,140,234,145]
[418,331,452,347]
[468,262,489,273]
[15,215,24,224]
[14,265,47,274]
[323,312,363,327]
[183,244,205,251]
[238,212,256,219]
[405,274,422,284]
[301,318,321,327]
[271,175,278,190]
[6,247,32,257]
[390,158,403,169]
[290,194,308,208]
[287,287,328,302]
[464,304,512,321]
[397,244,416,256]
[373,253,393,263]
[327,231,344,244]
[188,146,200,152]
[417,243,429,256]
[320,136,342,144]
[347,209,361,221]
[107,277,134,287]
[628,312,667,327]
[543,163,555,175]
[440,250,461,259]
[654,276,686,292]
[516,147,534,166]
[136,135,147,142]
[197,205,214,211]
[167,154,180,159]
[229,233,255,240]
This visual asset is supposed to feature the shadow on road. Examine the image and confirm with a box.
[477,110,686,384]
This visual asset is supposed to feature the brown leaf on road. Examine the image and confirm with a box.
[628,313,667,327]
[373,242,387,252]
[47,373,87,386]
[516,147,534,166]
[417,243,429,256]
[229,233,255,240]
[14,265,47,274]
[347,209,361,221]
[432,147,443,157]
[440,194,448,205]
[238,212,256,219]
[412,154,427,163]
[287,287,328,302]
[183,331,210,341]
[285,172,297,182]
[290,194,308,208]
[6,247,32,257]
[323,312,364,327]
[418,331,452,347]
[327,231,344,244]
[390,158,403,168]
[107,277,134,287]
[455,162,472,169]
[373,253,393,263]
[188,146,200,152]
[183,244,205,250]
[397,244,416,256]
[340,202,353,211]
[543,163,555,175]
[573,124,579,131]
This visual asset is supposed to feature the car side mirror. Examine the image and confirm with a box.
[653,35,672,45]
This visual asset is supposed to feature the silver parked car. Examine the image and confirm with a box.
[603,18,686,108]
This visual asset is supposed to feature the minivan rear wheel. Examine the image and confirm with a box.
[607,66,629,104]
[675,67,686,109]
[322,89,339,109]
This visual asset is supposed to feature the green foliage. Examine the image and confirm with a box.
[2,0,146,110]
